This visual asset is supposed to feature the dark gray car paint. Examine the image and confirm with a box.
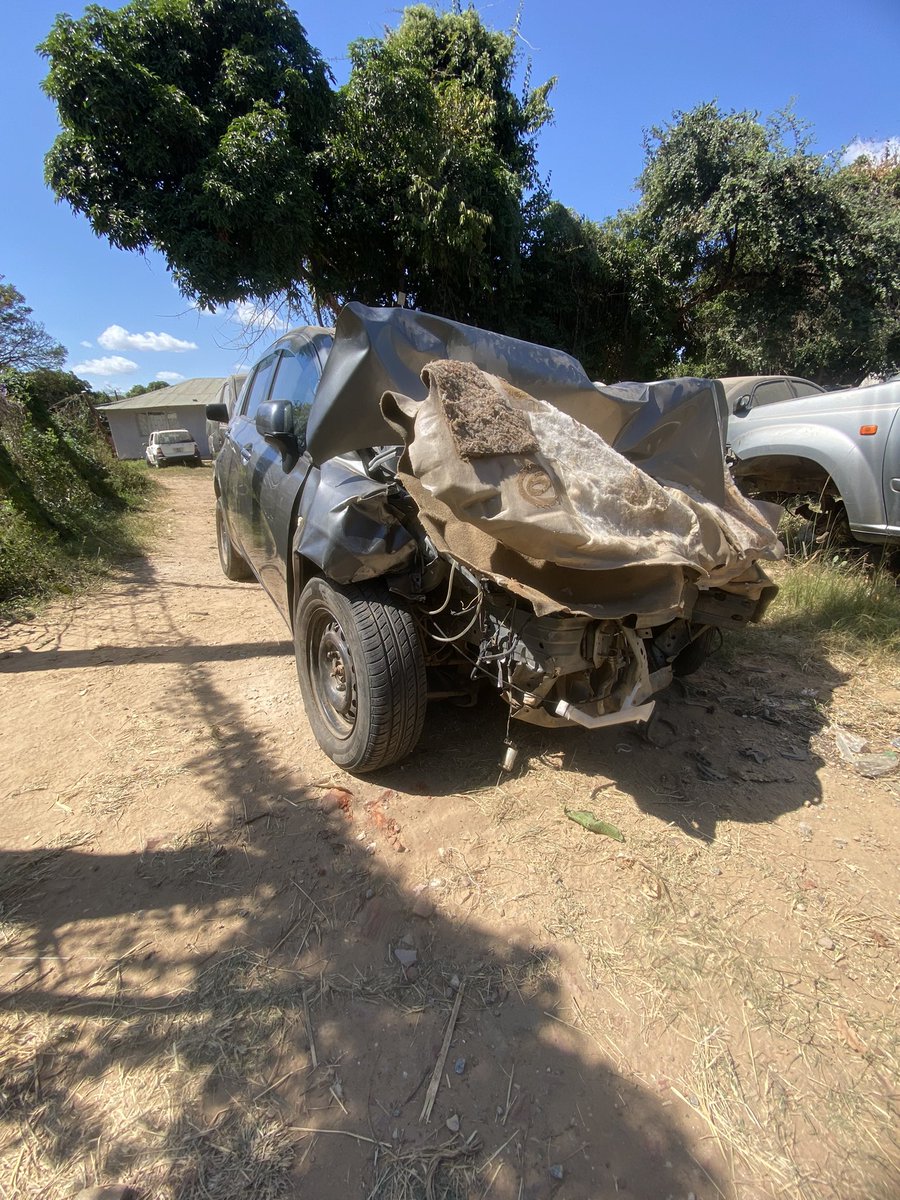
[294,459,417,585]
[217,304,735,625]
[307,302,729,504]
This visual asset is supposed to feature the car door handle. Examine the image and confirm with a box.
[891,478,900,494]
[240,441,253,462]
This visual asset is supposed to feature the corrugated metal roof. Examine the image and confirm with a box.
[96,377,226,411]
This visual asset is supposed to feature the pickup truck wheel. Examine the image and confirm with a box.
[216,501,253,581]
[295,578,427,772]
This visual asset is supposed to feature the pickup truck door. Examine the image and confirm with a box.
[884,407,900,532]
[241,338,327,623]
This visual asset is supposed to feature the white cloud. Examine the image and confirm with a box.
[72,355,139,377]
[155,370,184,383]
[231,301,291,335]
[841,136,900,165]
[98,324,198,353]
[80,340,93,348]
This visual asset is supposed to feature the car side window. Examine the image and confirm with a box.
[791,380,824,398]
[753,380,794,407]
[241,353,279,419]
[269,347,322,445]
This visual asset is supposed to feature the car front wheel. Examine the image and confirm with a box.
[295,577,427,772]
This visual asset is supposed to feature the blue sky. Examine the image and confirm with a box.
[2,0,898,391]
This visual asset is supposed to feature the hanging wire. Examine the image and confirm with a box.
[422,560,458,616]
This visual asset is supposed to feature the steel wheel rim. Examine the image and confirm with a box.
[307,608,357,740]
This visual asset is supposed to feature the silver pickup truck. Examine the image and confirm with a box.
[727,379,900,545]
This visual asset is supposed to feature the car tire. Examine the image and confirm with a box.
[216,501,253,581]
[295,577,427,772]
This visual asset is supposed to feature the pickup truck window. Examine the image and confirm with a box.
[269,348,321,444]
[242,353,279,418]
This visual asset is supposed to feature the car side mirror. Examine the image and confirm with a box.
[256,399,296,446]
[205,403,229,423]
[734,394,752,416]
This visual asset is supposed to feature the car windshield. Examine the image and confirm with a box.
[157,431,191,445]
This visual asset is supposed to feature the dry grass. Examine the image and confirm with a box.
[435,750,900,1200]
[0,949,308,1198]
[366,1133,481,1200]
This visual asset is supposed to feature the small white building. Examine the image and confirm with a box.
[97,378,226,459]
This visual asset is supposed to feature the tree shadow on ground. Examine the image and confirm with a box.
[2,515,892,1200]
[0,585,725,1200]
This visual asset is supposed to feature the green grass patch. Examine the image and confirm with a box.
[762,551,900,657]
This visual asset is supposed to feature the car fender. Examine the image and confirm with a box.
[291,459,417,598]
[730,420,884,528]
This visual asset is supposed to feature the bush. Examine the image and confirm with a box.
[0,368,152,607]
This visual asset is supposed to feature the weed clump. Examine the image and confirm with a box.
[0,368,152,608]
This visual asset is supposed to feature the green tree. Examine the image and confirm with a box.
[515,203,678,381]
[124,380,170,398]
[40,0,333,308]
[321,5,553,324]
[40,2,551,326]
[635,103,900,384]
[0,279,66,370]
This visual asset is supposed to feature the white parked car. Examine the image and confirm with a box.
[145,429,202,468]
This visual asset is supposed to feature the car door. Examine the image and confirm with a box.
[224,351,279,562]
[242,339,326,620]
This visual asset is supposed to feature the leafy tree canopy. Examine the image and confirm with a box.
[41,0,333,307]
[0,279,66,371]
[124,380,170,397]
[39,5,900,385]
[322,5,553,324]
[635,103,900,384]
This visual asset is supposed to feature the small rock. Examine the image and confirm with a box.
[446,1113,460,1133]
[394,946,418,968]
[365,887,375,899]
[798,822,813,840]
[817,934,835,950]
[412,895,434,919]
[449,973,461,991]
[549,1164,564,1181]
[392,1127,399,1140]
[453,1056,466,1075]
[708,866,722,877]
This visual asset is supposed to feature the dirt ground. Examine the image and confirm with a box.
[1,469,897,1200]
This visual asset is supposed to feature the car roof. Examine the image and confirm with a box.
[719,375,821,398]
[267,325,335,355]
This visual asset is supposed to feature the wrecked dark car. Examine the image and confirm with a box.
[208,303,781,772]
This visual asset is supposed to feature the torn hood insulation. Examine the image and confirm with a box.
[307,303,782,619]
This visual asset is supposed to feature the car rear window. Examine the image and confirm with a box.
[157,431,192,444]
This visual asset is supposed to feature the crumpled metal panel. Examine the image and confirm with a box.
[306,302,729,500]
[295,458,416,584]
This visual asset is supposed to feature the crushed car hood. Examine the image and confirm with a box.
[306,303,782,619]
